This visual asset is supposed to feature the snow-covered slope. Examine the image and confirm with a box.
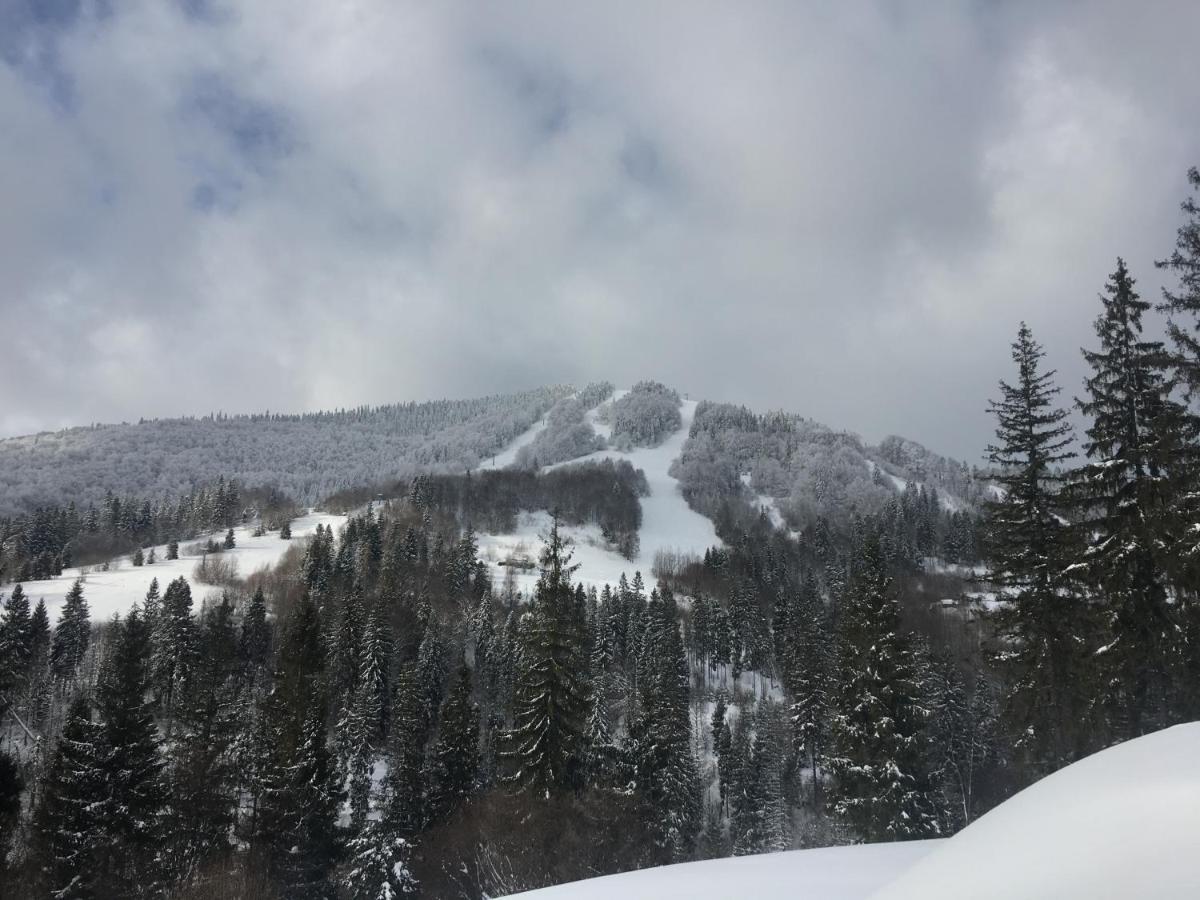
[502,841,940,900]
[15,511,346,623]
[478,397,721,592]
[871,722,1200,900]
[504,723,1200,900]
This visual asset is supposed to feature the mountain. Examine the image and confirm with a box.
[0,381,981,526]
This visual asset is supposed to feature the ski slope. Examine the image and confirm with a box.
[478,397,721,593]
[12,511,346,623]
[503,840,941,900]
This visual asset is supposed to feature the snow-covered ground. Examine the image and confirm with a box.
[503,841,941,900]
[873,722,1200,899]
[504,722,1200,899]
[478,398,721,593]
[12,510,346,623]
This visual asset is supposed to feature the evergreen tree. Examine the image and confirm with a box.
[50,579,90,681]
[95,608,167,896]
[1068,259,1198,738]
[429,660,480,821]
[166,539,179,561]
[0,750,21,883]
[1157,166,1200,393]
[340,820,418,899]
[167,593,244,880]
[224,528,236,550]
[0,584,32,696]
[985,322,1089,771]
[827,532,938,842]
[34,695,107,900]
[503,516,591,794]
[154,577,195,732]
[629,586,700,863]
[261,704,343,898]
[239,585,272,682]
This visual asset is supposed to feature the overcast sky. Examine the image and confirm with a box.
[2,1,1199,459]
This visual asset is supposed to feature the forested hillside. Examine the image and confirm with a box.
[0,387,572,515]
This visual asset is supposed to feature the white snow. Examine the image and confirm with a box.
[547,400,719,568]
[14,510,346,623]
[478,511,638,596]
[871,722,1200,900]
[502,841,940,900]
[478,398,721,593]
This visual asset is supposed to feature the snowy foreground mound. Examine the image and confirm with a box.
[503,841,939,900]
[505,723,1200,899]
[874,721,1200,899]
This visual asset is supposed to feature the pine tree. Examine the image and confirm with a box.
[827,531,938,842]
[1068,259,1198,738]
[503,515,591,794]
[50,579,90,681]
[280,521,292,540]
[166,539,179,561]
[985,322,1090,771]
[132,547,145,567]
[223,528,236,550]
[34,695,107,900]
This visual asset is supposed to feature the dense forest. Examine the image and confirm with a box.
[0,388,573,516]
[1,168,1199,898]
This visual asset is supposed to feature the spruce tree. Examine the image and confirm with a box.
[95,608,167,895]
[166,539,179,561]
[154,577,195,732]
[1068,259,1198,738]
[429,660,480,822]
[1157,166,1200,393]
[50,579,90,681]
[629,586,700,863]
[340,820,418,899]
[34,695,107,900]
[985,322,1089,770]
[167,593,244,880]
[261,704,343,898]
[503,516,591,794]
[827,531,938,842]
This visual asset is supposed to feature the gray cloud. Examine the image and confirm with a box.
[2,0,1199,459]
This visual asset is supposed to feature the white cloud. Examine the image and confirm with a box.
[1,0,1198,459]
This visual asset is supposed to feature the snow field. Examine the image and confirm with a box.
[12,510,347,623]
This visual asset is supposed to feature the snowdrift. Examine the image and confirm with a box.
[502,840,940,900]
[871,722,1200,899]
[503,723,1200,899]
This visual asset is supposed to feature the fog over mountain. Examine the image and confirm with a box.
[4,1,1200,457]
